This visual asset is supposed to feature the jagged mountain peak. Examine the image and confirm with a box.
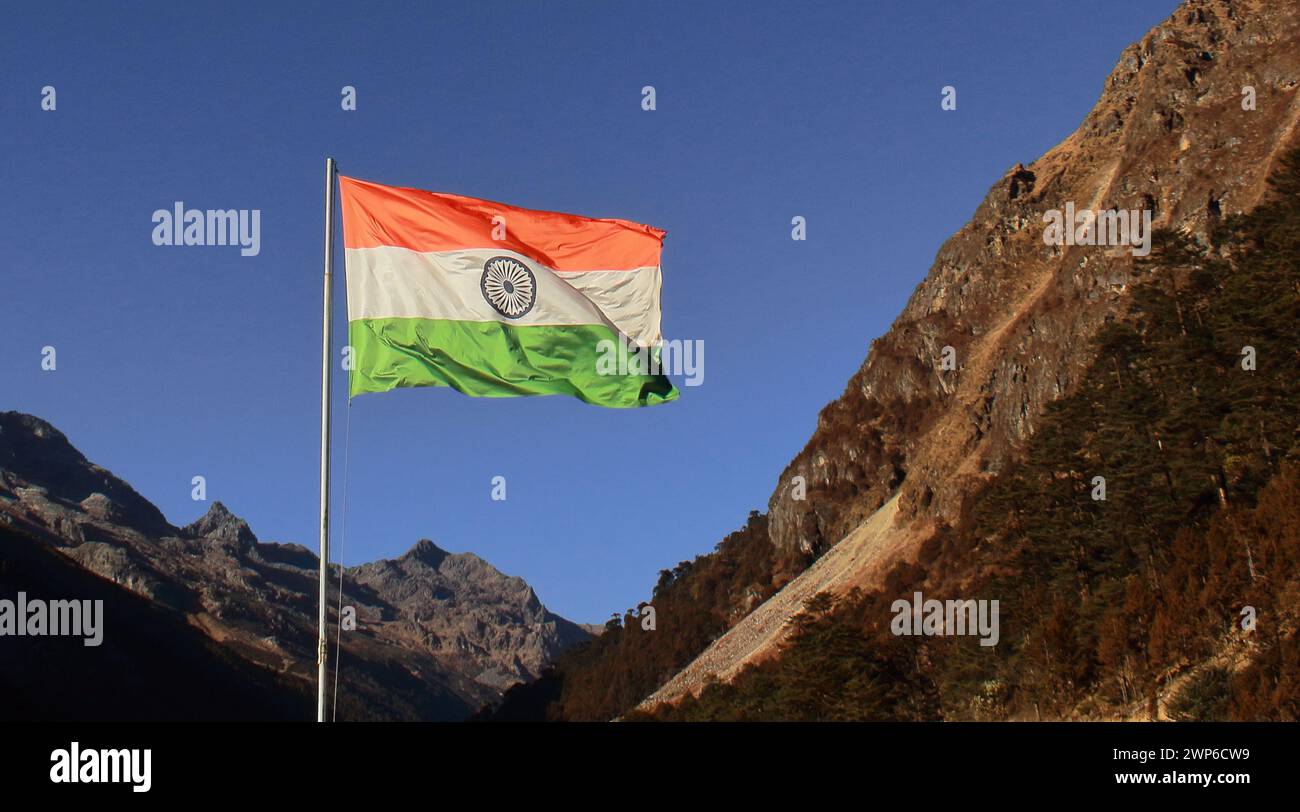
[389,540,535,602]
[182,500,257,547]
[348,541,575,687]
[400,537,449,566]
[355,539,531,603]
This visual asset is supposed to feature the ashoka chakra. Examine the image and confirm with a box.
[480,256,537,319]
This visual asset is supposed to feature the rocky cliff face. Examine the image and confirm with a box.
[0,411,586,719]
[768,0,1300,556]
[349,540,589,690]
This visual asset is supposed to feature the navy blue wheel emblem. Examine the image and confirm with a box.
[480,256,537,319]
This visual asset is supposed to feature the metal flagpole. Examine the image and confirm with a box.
[317,157,337,722]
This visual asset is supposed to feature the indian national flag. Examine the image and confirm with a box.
[339,176,678,408]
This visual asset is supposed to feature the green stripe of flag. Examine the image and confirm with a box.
[348,317,679,408]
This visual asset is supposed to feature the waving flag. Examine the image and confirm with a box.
[338,176,677,407]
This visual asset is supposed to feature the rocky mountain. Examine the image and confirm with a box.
[687,0,1300,705]
[670,0,1300,709]
[348,539,589,690]
[770,0,1300,560]
[486,0,1300,721]
[0,411,587,720]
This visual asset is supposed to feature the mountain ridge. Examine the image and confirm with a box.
[0,410,587,719]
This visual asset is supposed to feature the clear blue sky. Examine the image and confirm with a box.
[1,1,1177,623]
